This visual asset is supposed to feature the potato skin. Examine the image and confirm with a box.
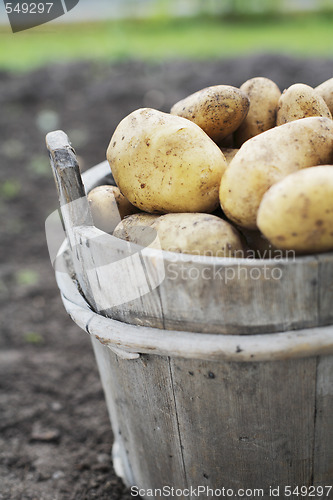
[219,117,333,230]
[234,77,281,147]
[87,185,138,234]
[170,85,249,143]
[257,166,333,253]
[315,77,333,115]
[276,83,331,126]
[113,213,160,247]
[107,108,227,214]
[114,212,246,257]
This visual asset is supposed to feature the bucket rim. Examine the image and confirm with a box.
[55,241,333,362]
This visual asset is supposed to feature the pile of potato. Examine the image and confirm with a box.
[88,76,333,258]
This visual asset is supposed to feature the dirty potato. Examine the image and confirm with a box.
[114,212,246,257]
[315,77,333,115]
[234,77,281,146]
[276,83,331,125]
[170,85,249,143]
[257,166,333,253]
[113,213,160,248]
[107,108,227,214]
[219,117,333,230]
[87,185,138,234]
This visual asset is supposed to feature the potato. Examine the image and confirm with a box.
[152,213,246,256]
[221,148,239,166]
[219,117,333,230]
[257,166,333,253]
[114,212,246,257]
[276,83,331,126]
[107,108,227,214]
[170,85,249,143]
[234,77,281,147]
[87,185,138,234]
[113,213,160,247]
[315,77,333,115]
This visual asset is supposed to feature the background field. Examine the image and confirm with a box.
[1,12,333,70]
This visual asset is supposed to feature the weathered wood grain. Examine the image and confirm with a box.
[91,339,187,496]
[318,253,333,326]
[46,130,91,228]
[158,252,319,334]
[313,355,333,484]
[73,226,166,328]
[46,130,98,311]
[170,356,317,493]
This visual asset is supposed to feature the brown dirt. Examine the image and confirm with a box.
[1,54,333,499]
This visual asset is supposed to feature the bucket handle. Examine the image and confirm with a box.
[46,131,140,361]
[46,130,93,233]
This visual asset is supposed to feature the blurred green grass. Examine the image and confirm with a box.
[1,14,333,71]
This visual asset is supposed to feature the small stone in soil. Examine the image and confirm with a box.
[30,429,61,443]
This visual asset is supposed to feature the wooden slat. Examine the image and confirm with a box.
[46,130,92,228]
[90,337,136,486]
[91,340,187,494]
[313,355,333,484]
[73,226,166,328]
[158,254,319,334]
[170,356,317,492]
[318,254,333,325]
[46,130,96,309]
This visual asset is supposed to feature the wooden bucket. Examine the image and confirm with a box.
[47,131,333,497]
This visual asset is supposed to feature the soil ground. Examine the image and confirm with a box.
[1,54,333,500]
